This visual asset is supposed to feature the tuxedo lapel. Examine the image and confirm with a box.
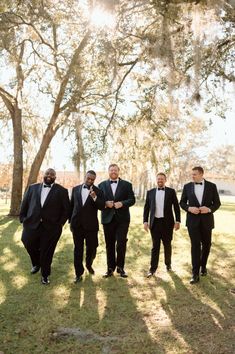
[164,187,170,210]
[83,191,92,207]
[114,179,123,200]
[201,180,208,206]
[77,185,83,207]
[105,180,114,199]
[190,182,200,207]
[151,188,156,215]
[38,184,43,205]
[42,183,57,208]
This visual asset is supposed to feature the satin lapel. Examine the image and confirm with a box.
[190,182,200,207]
[201,180,208,206]
[77,185,83,207]
[151,188,156,215]
[114,179,123,200]
[105,180,114,199]
[84,185,98,206]
[38,184,43,205]
[42,183,57,208]
[164,187,170,211]
[83,190,92,207]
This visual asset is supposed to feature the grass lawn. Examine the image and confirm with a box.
[0,198,234,354]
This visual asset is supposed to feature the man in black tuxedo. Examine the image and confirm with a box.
[98,164,135,278]
[70,170,105,283]
[180,166,221,284]
[19,168,70,285]
[143,172,181,278]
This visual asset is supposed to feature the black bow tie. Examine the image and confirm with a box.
[83,185,90,190]
[110,180,117,184]
[158,188,165,191]
[44,184,51,188]
[195,182,203,185]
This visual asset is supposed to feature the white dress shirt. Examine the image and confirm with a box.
[41,183,54,207]
[81,184,90,205]
[110,179,119,196]
[194,180,204,205]
[155,188,165,218]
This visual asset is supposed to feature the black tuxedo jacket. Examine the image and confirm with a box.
[143,187,181,232]
[180,180,221,230]
[19,183,70,230]
[98,179,135,224]
[70,184,105,231]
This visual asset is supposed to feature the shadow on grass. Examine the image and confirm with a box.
[0,222,162,354]
[58,275,165,354]
[0,211,234,354]
[128,218,235,353]
[159,271,235,354]
[127,224,150,262]
[0,215,15,227]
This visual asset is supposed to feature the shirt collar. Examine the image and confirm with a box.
[194,179,204,185]
[43,183,54,187]
[82,183,90,189]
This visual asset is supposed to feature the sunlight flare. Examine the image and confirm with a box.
[90,7,116,29]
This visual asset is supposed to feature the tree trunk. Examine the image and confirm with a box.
[74,116,83,181]
[9,106,23,216]
[26,31,91,188]
[26,122,60,188]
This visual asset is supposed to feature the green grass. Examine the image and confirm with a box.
[0,199,235,354]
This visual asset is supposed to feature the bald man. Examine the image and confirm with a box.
[20,168,70,285]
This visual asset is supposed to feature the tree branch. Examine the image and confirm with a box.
[0,87,15,116]
[102,58,138,143]
[3,12,55,52]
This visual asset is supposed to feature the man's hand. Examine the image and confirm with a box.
[199,206,211,214]
[114,201,123,209]
[90,186,97,199]
[188,207,200,214]
[144,222,149,232]
[105,201,114,208]
[174,223,180,231]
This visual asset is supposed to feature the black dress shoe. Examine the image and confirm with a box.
[103,269,113,278]
[190,275,200,284]
[41,276,50,285]
[86,266,95,275]
[31,265,40,274]
[117,267,128,278]
[147,271,155,278]
[166,265,172,271]
[74,276,83,283]
[201,267,207,276]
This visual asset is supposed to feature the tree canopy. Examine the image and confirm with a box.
[0,0,234,213]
